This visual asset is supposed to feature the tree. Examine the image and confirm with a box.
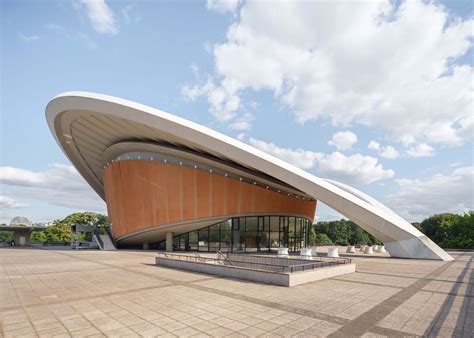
[314,219,381,246]
[314,233,333,245]
[60,212,110,234]
[308,227,317,246]
[313,212,472,250]
[417,212,473,249]
[418,213,458,244]
[30,231,46,242]
[0,231,13,242]
[44,221,71,243]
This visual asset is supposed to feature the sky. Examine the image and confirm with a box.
[1,0,473,225]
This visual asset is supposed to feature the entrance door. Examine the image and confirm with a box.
[19,236,26,246]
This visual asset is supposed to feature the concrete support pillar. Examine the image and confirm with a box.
[166,232,173,252]
[14,230,30,246]
[143,243,149,250]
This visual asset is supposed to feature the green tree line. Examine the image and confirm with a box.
[2,211,472,249]
[32,212,110,243]
[311,219,381,246]
[0,212,110,244]
[311,212,473,249]
[412,212,473,249]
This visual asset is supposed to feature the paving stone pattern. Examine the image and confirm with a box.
[0,248,472,337]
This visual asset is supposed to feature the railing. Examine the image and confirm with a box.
[94,235,104,250]
[192,251,206,263]
[35,241,70,246]
[217,251,234,266]
[156,252,351,273]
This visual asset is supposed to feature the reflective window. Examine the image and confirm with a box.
[189,231,198,251]
[155,215,311,253]
[198,229,209,251]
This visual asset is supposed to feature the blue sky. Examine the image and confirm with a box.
[1,0,473,224]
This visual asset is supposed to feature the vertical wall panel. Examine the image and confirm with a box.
[181,166,196,221]
[104,160,316,241]
[152,163,168,225]
[240,181,253,214]
[126,161,142,233]
[103,166,116,235]
[111,163,126,237]
[195,170,210,219]
[226,177,240,215]
[166,163,182,223]
[106,165,120,236]
[139,161,156,227]
[119,161,134,234]
[313,200,317,220]
[254,185,267,213]
[211,173,226,216]
[296,198,303,216]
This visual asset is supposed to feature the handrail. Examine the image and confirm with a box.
[216,251,234,266]
[192,251,206,263]
[94,234,104,250]
[156,252,351,273]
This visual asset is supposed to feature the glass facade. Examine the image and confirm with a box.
[153,216,312,253]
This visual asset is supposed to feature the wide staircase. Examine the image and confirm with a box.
[93,233,117,251]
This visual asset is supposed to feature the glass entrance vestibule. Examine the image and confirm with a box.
[153,216,312,253]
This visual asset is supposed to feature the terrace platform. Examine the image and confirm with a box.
[155,252,355,287]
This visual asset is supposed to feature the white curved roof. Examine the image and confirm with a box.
[46,91,453,261]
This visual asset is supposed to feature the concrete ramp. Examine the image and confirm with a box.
[94,234,117,250]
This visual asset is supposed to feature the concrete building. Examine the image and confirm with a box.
[46,92,453,261]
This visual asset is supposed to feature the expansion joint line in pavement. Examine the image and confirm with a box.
[43,250,351,325]
[357,270,473,285]
[40,249,465,337]
[328,256,463,337]
[424,256,473,337]
[331,277,474,299]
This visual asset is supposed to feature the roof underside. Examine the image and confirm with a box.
[54,109,311,201]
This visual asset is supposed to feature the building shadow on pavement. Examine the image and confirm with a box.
[425,254,473,337]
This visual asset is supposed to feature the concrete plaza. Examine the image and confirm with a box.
[1,248,472,337]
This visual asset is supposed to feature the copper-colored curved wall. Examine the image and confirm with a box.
[103,160,316,240]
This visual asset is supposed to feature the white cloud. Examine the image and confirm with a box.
[317,152,394,184]
[406,143,435,158]
[18,33,39,42]
[368,141,381,150]
[387,167,474,221]
[191,0,473,148]
[207,0,241,13]
[79,0,117,35]
[249,138,323,170]
[249,138,394,184]
[0,164,105,212]
[0,196,28,209]
[368,140,400,159]
[449,162,462,168]
[182,78,241,122]
[328,131,358,151]
[229,112,254,131]
[379,146,400,160]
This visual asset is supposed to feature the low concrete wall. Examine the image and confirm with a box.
[156,257,289,286]
[155,257,355,287]
[227,253,301,266]
[288,263,356,287]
